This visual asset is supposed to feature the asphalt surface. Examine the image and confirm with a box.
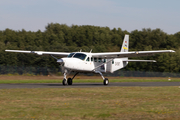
[0,82,179,89]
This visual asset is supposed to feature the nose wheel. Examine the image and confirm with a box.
[62,78,67,85]
[62,78,73,85]
[62,72,79,86]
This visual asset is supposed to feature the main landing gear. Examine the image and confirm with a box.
[62,72,79,86]
[95,71,109,85]
[103,78,109,85]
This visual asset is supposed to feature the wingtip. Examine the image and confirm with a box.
[5,50,10,52]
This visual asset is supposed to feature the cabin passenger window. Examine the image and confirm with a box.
[98,58,102,62]
[102,59,106,63]
[94,58,97,62]
[112,59,114,64]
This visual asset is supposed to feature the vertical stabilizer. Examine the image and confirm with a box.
[121,35,129,52]
[107,35,129,73]
[109,35,129,73]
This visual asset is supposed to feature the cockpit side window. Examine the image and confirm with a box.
[73,53,87,60]
[86,57,90,61]
[91,57,93,62]
[67,53,75,58]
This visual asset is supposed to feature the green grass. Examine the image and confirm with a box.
[0,87,180,119]
[0,78,180,84]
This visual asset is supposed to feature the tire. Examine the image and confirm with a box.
[103,78,109,85]
[62,78,67,85]
[67,78,73,85]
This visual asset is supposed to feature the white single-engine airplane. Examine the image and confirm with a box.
[5,35,175,85]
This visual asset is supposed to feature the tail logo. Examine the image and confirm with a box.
[123,47,128,50]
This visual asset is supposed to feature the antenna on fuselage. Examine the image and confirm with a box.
[80,49,82,52]
[90,49,92,53]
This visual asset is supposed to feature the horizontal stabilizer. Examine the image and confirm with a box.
[124,60,156,62]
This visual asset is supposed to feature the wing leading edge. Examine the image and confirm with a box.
[91,50,175,58]
[5,50,70,57]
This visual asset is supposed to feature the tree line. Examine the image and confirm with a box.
[0,23,180,73]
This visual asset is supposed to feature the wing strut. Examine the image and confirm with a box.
[51,55,58,60]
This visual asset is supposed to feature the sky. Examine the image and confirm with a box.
[0,0,180,34]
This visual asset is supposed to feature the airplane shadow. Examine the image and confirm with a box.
[46,83,104,87]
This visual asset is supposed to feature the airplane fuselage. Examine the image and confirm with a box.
[61,57,94,72]
[57,52,128,73]
[57,52,99,72]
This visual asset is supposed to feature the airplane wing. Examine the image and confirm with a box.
[91,50,175,58]
[5,50,70,57]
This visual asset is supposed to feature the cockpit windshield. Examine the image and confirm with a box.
[67,53,75,58]
[67,53,87,60]
[73,53,87,60]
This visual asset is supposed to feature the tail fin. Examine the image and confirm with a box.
[110,35,129,73]
[121,35,129,52]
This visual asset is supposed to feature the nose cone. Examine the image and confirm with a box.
[57,59,64,63]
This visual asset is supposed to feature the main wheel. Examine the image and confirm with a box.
[103,78,109,85]
[67,78,73,85]
[62,78,67,85]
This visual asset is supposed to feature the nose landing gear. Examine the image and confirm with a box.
[62,72,79,86]
[62,78,67,85]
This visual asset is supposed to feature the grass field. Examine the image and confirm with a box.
[0,76,180,119]
[0,87,180,120]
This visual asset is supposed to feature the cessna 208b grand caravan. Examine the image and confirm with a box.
[5,35,175,85]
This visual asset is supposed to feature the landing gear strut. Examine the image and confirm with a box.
[62,72,68,85]
[62,71,79,86]
[95,71,109,85]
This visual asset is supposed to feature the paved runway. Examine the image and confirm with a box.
[0,82,179,89]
